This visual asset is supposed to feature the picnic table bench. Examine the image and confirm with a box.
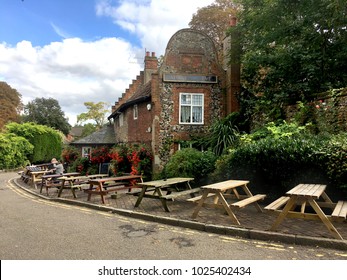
[85,175,143,204]
[40,172,80,195]
[265,184,346,240]
[20,166,50,188]
[134,178,195,212]
[191,180,266,225]
[57,174,108,198]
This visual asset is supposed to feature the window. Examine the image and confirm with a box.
[179,93,204,124]
[178,141,205,152]
[133,105,138,120]
[119,113,123,127]
[82,147,91,159]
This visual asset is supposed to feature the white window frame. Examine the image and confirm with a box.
[82,146,92,158]
[179,93,204,124]
[133,104,138,120]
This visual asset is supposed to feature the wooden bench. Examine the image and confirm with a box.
[20,166,42,184]
[331,200,347,219]
[264,196,290,211]
[126,187,156,196]
[20,171,31,183]
[161,187,201,201]
[186,192,216,202]
[231,194,266,209]
[83,184,141,199]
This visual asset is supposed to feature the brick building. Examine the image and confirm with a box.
[108,28,239,172]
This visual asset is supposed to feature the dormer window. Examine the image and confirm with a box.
[179,93,204,124]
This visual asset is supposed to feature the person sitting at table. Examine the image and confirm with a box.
[50,158,64,175]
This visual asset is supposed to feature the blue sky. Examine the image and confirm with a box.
[1,0,140,46]
[0,0,214,125]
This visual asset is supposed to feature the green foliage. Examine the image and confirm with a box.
[214,131,347,198]
[233,0,347,123]
[69,157,91,175]
[0,133,33,169]
[0,81,23,130]
[294,88,347,134]
[61,146,80,164]
[77,102,109,129]
[315,133,347,187]
[164,148,217,185]
[5,122,62,163]
[240,121,309,143]
[207,113,240,156]
[22,97,71,135]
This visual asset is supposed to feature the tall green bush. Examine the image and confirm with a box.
[213,132,347,200]
[164,148,217,186]
[5,122,62,163]
[316,133,347,187]
[0,133,33,169]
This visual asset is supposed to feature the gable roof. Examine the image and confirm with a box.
[108,81,151,120]
[71,124,115,145]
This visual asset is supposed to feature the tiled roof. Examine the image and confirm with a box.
[127,81,151,102]
[71,124,115,145]
[108,81,151,119]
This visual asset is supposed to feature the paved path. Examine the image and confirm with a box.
[6,171,347,251]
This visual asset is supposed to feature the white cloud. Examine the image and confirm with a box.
[50,22,71,39]
[0,38,142,125]
[1,0,215,127]
[96,0,215,55]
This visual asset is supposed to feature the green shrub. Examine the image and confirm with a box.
[5,122,62,163]
[214,130,347,200]
[315,133,347,188]
[69,157,91,175]
[61,146,80,164]
[240,120,309,143]
[164,148,217,186]
[0,133,34,169]
[207,114,240,156]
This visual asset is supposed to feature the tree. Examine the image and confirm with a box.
[0,132,33,169]
[232,0,347,119]
[189,0,239,52]
[0,82,23,130]
[22,97,71,135]
[77,102,109,129]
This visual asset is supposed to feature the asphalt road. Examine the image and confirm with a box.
[1,171,346,261]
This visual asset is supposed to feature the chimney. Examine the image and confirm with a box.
[144,50,158,84]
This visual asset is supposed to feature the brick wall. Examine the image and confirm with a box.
[151,29,226,168]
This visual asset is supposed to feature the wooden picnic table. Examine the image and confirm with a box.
[28,170,50,189]
[20,164,51,188]
[57,174,109,198]
[40,172,80,195]
[134,177,196,212]
[265,184,346,240]
[85,175,143,204]
[191,180,266,225]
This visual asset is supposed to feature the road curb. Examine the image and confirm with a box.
[12,178,347,251]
